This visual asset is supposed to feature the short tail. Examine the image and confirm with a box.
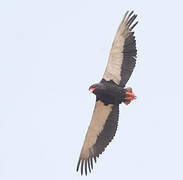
[124,87,136,105]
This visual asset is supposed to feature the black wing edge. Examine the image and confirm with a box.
[76,156,97,176]
[125,10,138,31]
[120,11,138,87]
[76,105,119,175]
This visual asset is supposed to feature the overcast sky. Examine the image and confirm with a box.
[0,0,183,179]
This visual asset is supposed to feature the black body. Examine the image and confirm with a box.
[91,79,126,105]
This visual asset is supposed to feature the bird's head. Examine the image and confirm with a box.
[89,83,105,95]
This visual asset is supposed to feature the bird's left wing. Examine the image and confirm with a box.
[103,11,138,87]
[76,100,119,175]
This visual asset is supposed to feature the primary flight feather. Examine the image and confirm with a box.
[77,10,138,175]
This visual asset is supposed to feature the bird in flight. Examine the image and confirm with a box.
[76,11,138,175]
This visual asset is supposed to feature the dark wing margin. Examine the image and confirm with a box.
[76,100,119,175]
[120,31,137,87]
[103,10,138,87]
[93,104,119,156]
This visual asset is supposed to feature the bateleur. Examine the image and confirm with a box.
[77,10,138,175]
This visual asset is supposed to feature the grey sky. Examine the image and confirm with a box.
[0,0,183,179]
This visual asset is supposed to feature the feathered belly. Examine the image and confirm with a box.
[96,93,119,105]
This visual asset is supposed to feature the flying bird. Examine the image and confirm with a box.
[76,11,138,175]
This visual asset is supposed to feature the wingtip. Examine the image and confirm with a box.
[126,10,134,21]
[76,159,81,172]
[122,11,129,23]
[130,21,138,31]
[90,157,93,169]
[77,157,95,176]
[122,10,138,30]
[88,159,91,173]
[94,156,97,163]
[130,10,134,15]
[85,159,88,176]
[81,160,84,175]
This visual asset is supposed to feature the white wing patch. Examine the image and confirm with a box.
[79,101,113,159]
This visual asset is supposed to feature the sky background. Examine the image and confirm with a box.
[0,0,183,179]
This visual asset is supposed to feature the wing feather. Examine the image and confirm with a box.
[77,100,119,175]
[103,11,138,86]
[77,10,138,175]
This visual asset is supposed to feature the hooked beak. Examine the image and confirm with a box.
[89,87,95,93]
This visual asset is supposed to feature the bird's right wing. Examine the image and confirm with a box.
[77,100,119,175]
[103,11,138,87]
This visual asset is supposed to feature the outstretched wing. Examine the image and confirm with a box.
[76,100,119,175]
[103,11,138,87]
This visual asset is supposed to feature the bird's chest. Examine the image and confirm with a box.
[96,87,122,105]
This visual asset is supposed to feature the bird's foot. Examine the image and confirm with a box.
[124,87,136,105]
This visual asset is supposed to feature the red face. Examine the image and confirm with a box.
[89,87,95,93]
